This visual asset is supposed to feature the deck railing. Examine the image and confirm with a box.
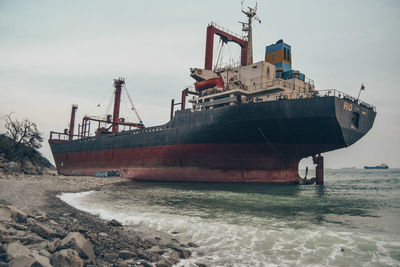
[210,22,245,40]
[49,131,81,141]
[318,89,376,111]
[49,131,69,141]
[244,79,314,92]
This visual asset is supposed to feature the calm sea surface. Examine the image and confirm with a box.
[60,169,400,266]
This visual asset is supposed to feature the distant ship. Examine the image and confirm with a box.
[48,4,376,184]
[364,164,389,170]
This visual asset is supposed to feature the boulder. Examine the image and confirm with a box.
[108,219,122,226]
[31,222,60,239]
[0,224,8,234]
[148,245,164,255]
[166,251,180,265]
[51,249,83,267]
[178,249,191,259]
[14,230,27,237]
[0,233,13,244]
[22,160,41,175]
[98,232,108,238]
[113,259,130,267]
[5,241,38,266]
[85,232,98,244]
[122,259,135,265]
[27,217,38,226]
[47,238,61,253]
[47,220,58,226]
[8,256,35,267]
[5,241,31,261]
[6,227,17,235]
[52,226,67,239]
[34,215,47,221]
[10,223,27,231]
[31,250,52,267]
[35,241,49,250]
[39,249,51,258]
[59,232,95,264]
[135,260,152,267]
[6,205,28,223]
[168,245,192,259]
[156,258,173,267]
[117,250,136,260]
[2,162,21,173]
[102,252,117,260]
[13,233,44,245]
[187,242,199,248]
[0,206,12,222]
[108,219,122,227]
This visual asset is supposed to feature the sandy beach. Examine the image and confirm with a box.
[0,173,194,266]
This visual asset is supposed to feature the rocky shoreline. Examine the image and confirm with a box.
[0,174,198,267]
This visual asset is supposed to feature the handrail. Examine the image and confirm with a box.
[305,77,314,85]
[215,61,241,70]
[244,79,314,92]
[269,89,375,111]
[49,131,69,141]
[49,131,82,141]
[210,22,245,40]
[317,89,376,111]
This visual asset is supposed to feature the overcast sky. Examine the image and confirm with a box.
[1,0,399,168]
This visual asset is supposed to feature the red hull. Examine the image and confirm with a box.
[53,144,301,183]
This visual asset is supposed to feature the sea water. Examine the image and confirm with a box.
[59,169,400,266]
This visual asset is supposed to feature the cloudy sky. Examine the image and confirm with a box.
[1,0,399,168]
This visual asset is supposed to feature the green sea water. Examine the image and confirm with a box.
[60,169,400,266]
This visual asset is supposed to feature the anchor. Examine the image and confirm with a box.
[299,166,316,185]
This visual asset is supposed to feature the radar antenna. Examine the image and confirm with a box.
[240,1,261,65]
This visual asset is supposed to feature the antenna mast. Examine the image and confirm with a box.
[240,1,261,65]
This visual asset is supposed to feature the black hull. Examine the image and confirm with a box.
[49,96,376,182]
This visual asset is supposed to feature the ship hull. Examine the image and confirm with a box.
[49,96,376,183]
[51,143,302,183]
[364,166,388,170]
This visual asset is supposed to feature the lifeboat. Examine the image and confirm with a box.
[195,77,224,91]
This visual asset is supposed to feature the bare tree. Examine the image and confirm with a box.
[4,113,43,161]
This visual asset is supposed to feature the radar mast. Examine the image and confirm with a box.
[240,1,261,65]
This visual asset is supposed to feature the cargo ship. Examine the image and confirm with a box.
[49,5,376,184]
[364,164,388,170]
